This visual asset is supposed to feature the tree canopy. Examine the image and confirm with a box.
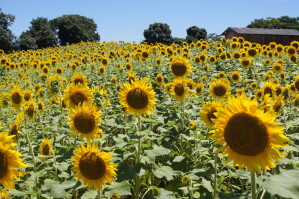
[143,23,173,45]
[0,9,16,52]
[247,16,299,30]
[186,26,207,43]
[50,14,100,45]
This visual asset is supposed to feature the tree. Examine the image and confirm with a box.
[18,31,37,50]
[143,23,173,45]
[29,17,57,49]
[247,16,299,30]
[50,15,100,45]
[186,26,207,43]
[0,9,16,52]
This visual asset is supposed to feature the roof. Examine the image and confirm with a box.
[221,27,299,36]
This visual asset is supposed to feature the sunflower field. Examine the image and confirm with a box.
[0,38,299,199]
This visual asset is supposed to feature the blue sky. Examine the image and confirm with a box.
[1,0,297,43]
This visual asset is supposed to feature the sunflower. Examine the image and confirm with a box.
[201,101,224,127]
[39,138,53,159]
[119,78,156,116]
[68,102,102,142]
[72,144,117,190]
[272,63,283,73]
[294,76,299,91]
[262,81,277,98]
[273,95,284,113]
[165,82,173,95]
[194,55,200,64]
[156,57,162,66]
[23,90,32,102]
[218,72,226,79]
[170,56,191,78]
[230,71,241,83]
[64,84,94,109]
[171,79,189,102]
[210,94,289,173]
[189,121,197,130]
[155,74,164,85]
[71,73,88,86]
[0,93,9,108]
[209,78,230,99]
[24,100,36,120]
[286,46,296,56]
[0,143,27,189]
[9,86,23,109]
[195,83,204,96]
[250,82,258,90]
[98,65,105,75]
[0,189,10,198]
[232,51,241,60]
[209,55,217,63]
[240,57,252,68]
[48,74,61,97]
[7,113,23,138]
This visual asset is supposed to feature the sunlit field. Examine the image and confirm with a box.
[0,38,299,199]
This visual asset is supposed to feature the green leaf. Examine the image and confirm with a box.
[105,181,132,198]
[117,162,143,181]
[201,178,213,193]
[81,190,98,199]
[50,180,77,198]
[153,166,177,181]
[157,188,176,199]
[258,169,299,199]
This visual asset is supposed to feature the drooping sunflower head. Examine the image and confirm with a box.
[64,84,94,109]
[119,78,156,116]
[230,71,241,83]
[68,102,102,142]
[209,78,230,99]
[170,56,191,78]
[9,86,23,110]
[262,81,277,98]
[200,101,224,127]
[195,83,204,96]
[210,94,289,173]
[39,138,53,159]
[71,73,88,86]
[72,144,117,190]
[171,79,189,102]
[25,100,36,120]
[23,90,32,102]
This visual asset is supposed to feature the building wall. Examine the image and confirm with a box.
[224,30,299,45]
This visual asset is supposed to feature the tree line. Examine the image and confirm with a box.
[1,8,299,53]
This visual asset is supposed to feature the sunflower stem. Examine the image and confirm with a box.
[251,171,257,199]
[97,189,102,199]
[134,116,142,199]
[213,154,217,198]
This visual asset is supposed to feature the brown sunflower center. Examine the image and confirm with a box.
[70,90,88,106]
[24,93,31,101]
[74,112,95,134]
[42,144,50,155]
[9,124,18,136]
[275,87,282,96]
[27,105,34,117]
[224,112,268,156]
[38,103,43,111]
[126,88,149,109]
[213,85,227,97]
[232,74,239,80]
[207,107,217,124]
[295,79,299,91]
[156,76,162,83]
[264,87,273,97]
[79,152,106,180]
[0,150,8,179]
[171,61,187,77]
[74,78,84,85]
[174,83,185,96]
[196,86,202,93]
[288,48,295,55]
[12,92,21,104]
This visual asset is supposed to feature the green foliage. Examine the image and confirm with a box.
[247,15,299,30]
[0,8,16,52]
[18,31,38,50]
[28,17,57,49]
[186,26,207,43]
[143,23,173,45]
[50,14,100,45]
